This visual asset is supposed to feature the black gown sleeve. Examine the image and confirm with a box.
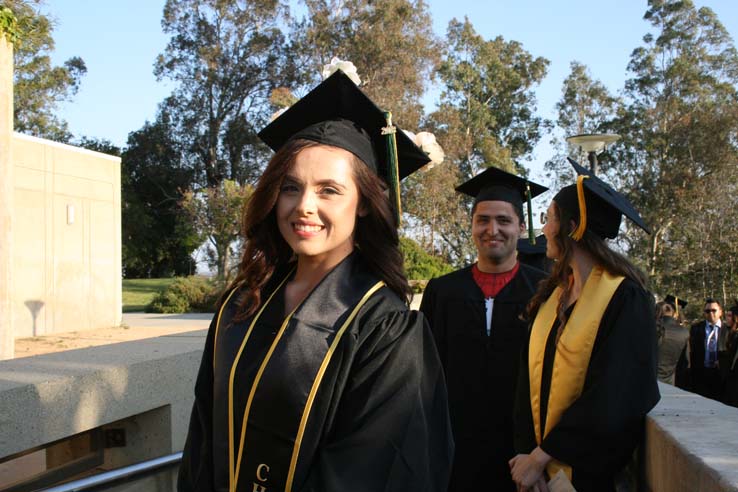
[299,310,454,492]
[539,281,660,475]
[419,279,446,367]
[177,316,217,492]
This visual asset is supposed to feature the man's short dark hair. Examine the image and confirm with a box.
[705,298,722,308]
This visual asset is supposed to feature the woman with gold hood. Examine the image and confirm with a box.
[511,159,660,492]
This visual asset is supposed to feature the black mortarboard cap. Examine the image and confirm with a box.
[517,234,547,256]
[456,166,548,243]
[517,234,552,271]
[554,158,650,240]
[455,166,548,207]
[258,70,430,182]
[664,295,688,310]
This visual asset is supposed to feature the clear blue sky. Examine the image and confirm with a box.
[46,0,738,187]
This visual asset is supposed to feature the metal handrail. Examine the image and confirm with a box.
[39,452,182,492]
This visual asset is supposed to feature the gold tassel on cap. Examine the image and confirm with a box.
[570,175,590,241]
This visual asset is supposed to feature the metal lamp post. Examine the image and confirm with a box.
[565,133,620,176]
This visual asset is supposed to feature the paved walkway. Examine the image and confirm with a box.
[13,313,213,359]
[13,294,423,359]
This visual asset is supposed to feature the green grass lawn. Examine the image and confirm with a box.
[122,278,175,312]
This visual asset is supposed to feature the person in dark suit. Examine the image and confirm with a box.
[420,167,547,492]
[689,298,725,400]
[722,303,738,407]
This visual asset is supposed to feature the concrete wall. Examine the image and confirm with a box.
[10,133,122,338]
[1,336,737,491]
[1,36,14,360]
[1,34,122,354]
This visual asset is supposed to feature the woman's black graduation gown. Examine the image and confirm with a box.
[178,252,453,492]
[420,263,546,491]
[514,279,661,492]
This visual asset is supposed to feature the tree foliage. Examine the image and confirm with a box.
[121,112,200,278]
[400,236,454,280]
[405,18,548,266]
[430,18,549,177]
[545,61,621,189]
[181,179,252,281]
[5,0,86,141]
[155,0,296,187]
[292,0,440,130]
[609,0,738,307]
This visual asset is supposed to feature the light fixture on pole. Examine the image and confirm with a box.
[566,133,620,176]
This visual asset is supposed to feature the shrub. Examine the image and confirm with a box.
[400,237,454,282]
[147,276,225,313]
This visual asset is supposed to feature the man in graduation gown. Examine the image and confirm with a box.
[420,167,547,492]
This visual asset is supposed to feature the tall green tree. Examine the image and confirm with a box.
[4,0,86,141]
[430,18,549,178]
[613,0,738,305]
[405,18,548,266]
[292,0,440,130]
[545,61,621,188]
[155,0,296,187]
[121,112,200,278]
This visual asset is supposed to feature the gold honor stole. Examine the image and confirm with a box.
[528,266,624,481]
[216,269,385,492]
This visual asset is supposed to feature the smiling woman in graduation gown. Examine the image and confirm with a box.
[510,159,660,492]
[182,254,450,492]
[177,69,453,492]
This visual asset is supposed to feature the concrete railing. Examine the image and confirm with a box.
[0,329,205,489]
[1,331,737,491]
[644,383,738,491]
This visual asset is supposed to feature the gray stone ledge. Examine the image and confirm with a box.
[0,330,207,459]
[644,382,738,492]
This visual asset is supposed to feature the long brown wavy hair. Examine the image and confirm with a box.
[526,200,648,325]
[226,138,412,319]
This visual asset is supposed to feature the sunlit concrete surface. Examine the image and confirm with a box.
[0,329,206,460]
[13,313,212,358]
[644,383,738,492]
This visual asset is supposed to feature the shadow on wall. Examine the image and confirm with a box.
[24,300,44,337]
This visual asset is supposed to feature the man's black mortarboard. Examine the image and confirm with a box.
[517,234,547,255]
[455,166,548,243]
[553,157,650,240]
[258,70,431,221]
[517,235,551,272]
